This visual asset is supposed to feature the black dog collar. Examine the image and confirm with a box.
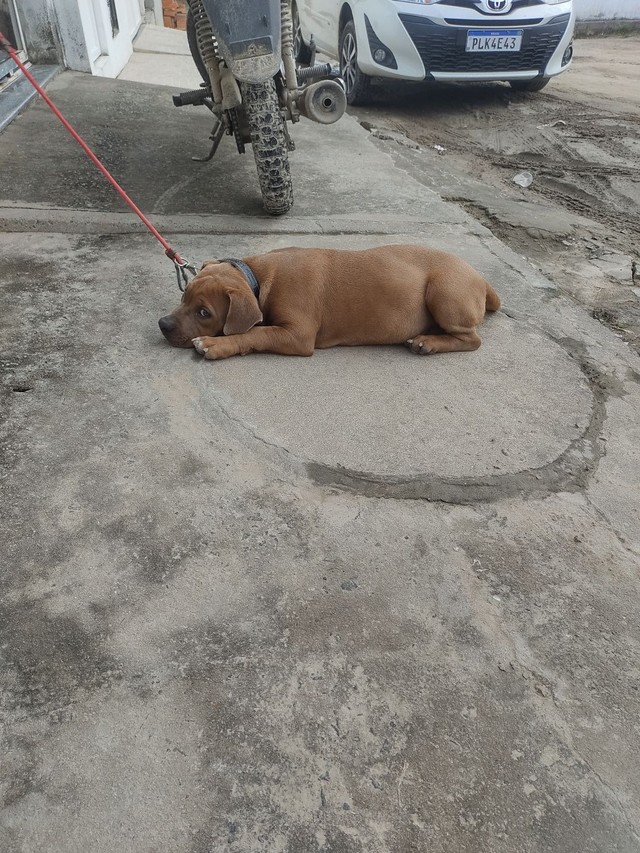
[220,258,260,299]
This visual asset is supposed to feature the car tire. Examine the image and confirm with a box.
[292,2,313,66]
[339,20,371,106]
[510,77,551,93]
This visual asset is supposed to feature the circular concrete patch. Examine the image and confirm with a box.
[198,314,593,482]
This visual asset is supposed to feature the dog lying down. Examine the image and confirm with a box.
[158,245,500,361]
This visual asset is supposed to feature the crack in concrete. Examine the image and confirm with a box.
[195,335,611,506]
[307,336,609,503]
[196,372,297,463]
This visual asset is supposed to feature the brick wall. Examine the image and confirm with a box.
[163,0,187,30]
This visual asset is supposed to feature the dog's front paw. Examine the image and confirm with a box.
[192,336,210,355]
[192,336,237,360]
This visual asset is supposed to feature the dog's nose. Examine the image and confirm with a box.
[158,316,177,337]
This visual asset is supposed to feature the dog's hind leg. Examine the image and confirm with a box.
[406,271,491,355]
[407,328,481,355]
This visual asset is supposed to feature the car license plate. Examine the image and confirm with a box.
[466,30,522,52]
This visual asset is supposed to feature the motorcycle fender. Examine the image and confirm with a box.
[200,0,282,83]
[219,65,242,110]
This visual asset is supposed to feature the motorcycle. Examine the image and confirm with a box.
[173,0,347,215]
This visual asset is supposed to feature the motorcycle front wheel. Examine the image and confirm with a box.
[186,10,293,215]
[240,80,293,216]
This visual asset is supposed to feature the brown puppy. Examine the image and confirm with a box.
[158,245,500,360]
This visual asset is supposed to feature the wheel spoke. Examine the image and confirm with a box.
[342,37,356,90]
[346,66,355,90]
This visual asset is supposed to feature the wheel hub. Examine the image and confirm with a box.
[341,32,357,94]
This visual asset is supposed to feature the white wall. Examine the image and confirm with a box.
[14,0,143,75]
[574,0,640,20]
[144,0,164,25]
[56,0,93,73]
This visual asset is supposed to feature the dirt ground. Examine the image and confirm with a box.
[351,35,640,353]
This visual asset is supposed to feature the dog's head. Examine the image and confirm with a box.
[158,260,263,348]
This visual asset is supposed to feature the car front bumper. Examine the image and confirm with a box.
[352,0,575,83]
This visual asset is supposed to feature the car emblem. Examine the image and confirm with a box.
[481,0,511,12]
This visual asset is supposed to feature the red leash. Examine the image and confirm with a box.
[0,30,196,289]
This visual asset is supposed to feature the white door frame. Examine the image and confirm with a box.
[79,0,144,78]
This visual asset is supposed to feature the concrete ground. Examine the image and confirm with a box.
[118,24,199,90]
[1,30,640,853]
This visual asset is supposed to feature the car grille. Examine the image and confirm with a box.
[444,18,543,26]
[399,15,568,74]
[445,0,542,10]
[445,14,570,26]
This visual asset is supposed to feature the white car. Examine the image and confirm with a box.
[293,0,575,104]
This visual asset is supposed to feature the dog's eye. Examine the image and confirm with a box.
[197,307,210,318]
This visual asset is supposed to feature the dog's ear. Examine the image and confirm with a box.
[223,288,263,336]
[200,259,221,270]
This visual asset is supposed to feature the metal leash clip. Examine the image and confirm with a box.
[174,258,198,292]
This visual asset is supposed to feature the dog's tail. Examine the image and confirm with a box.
[485,281,501,313]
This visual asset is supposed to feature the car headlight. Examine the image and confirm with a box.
[390,0,443,4]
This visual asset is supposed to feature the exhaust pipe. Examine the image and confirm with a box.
[296,79,346,125]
